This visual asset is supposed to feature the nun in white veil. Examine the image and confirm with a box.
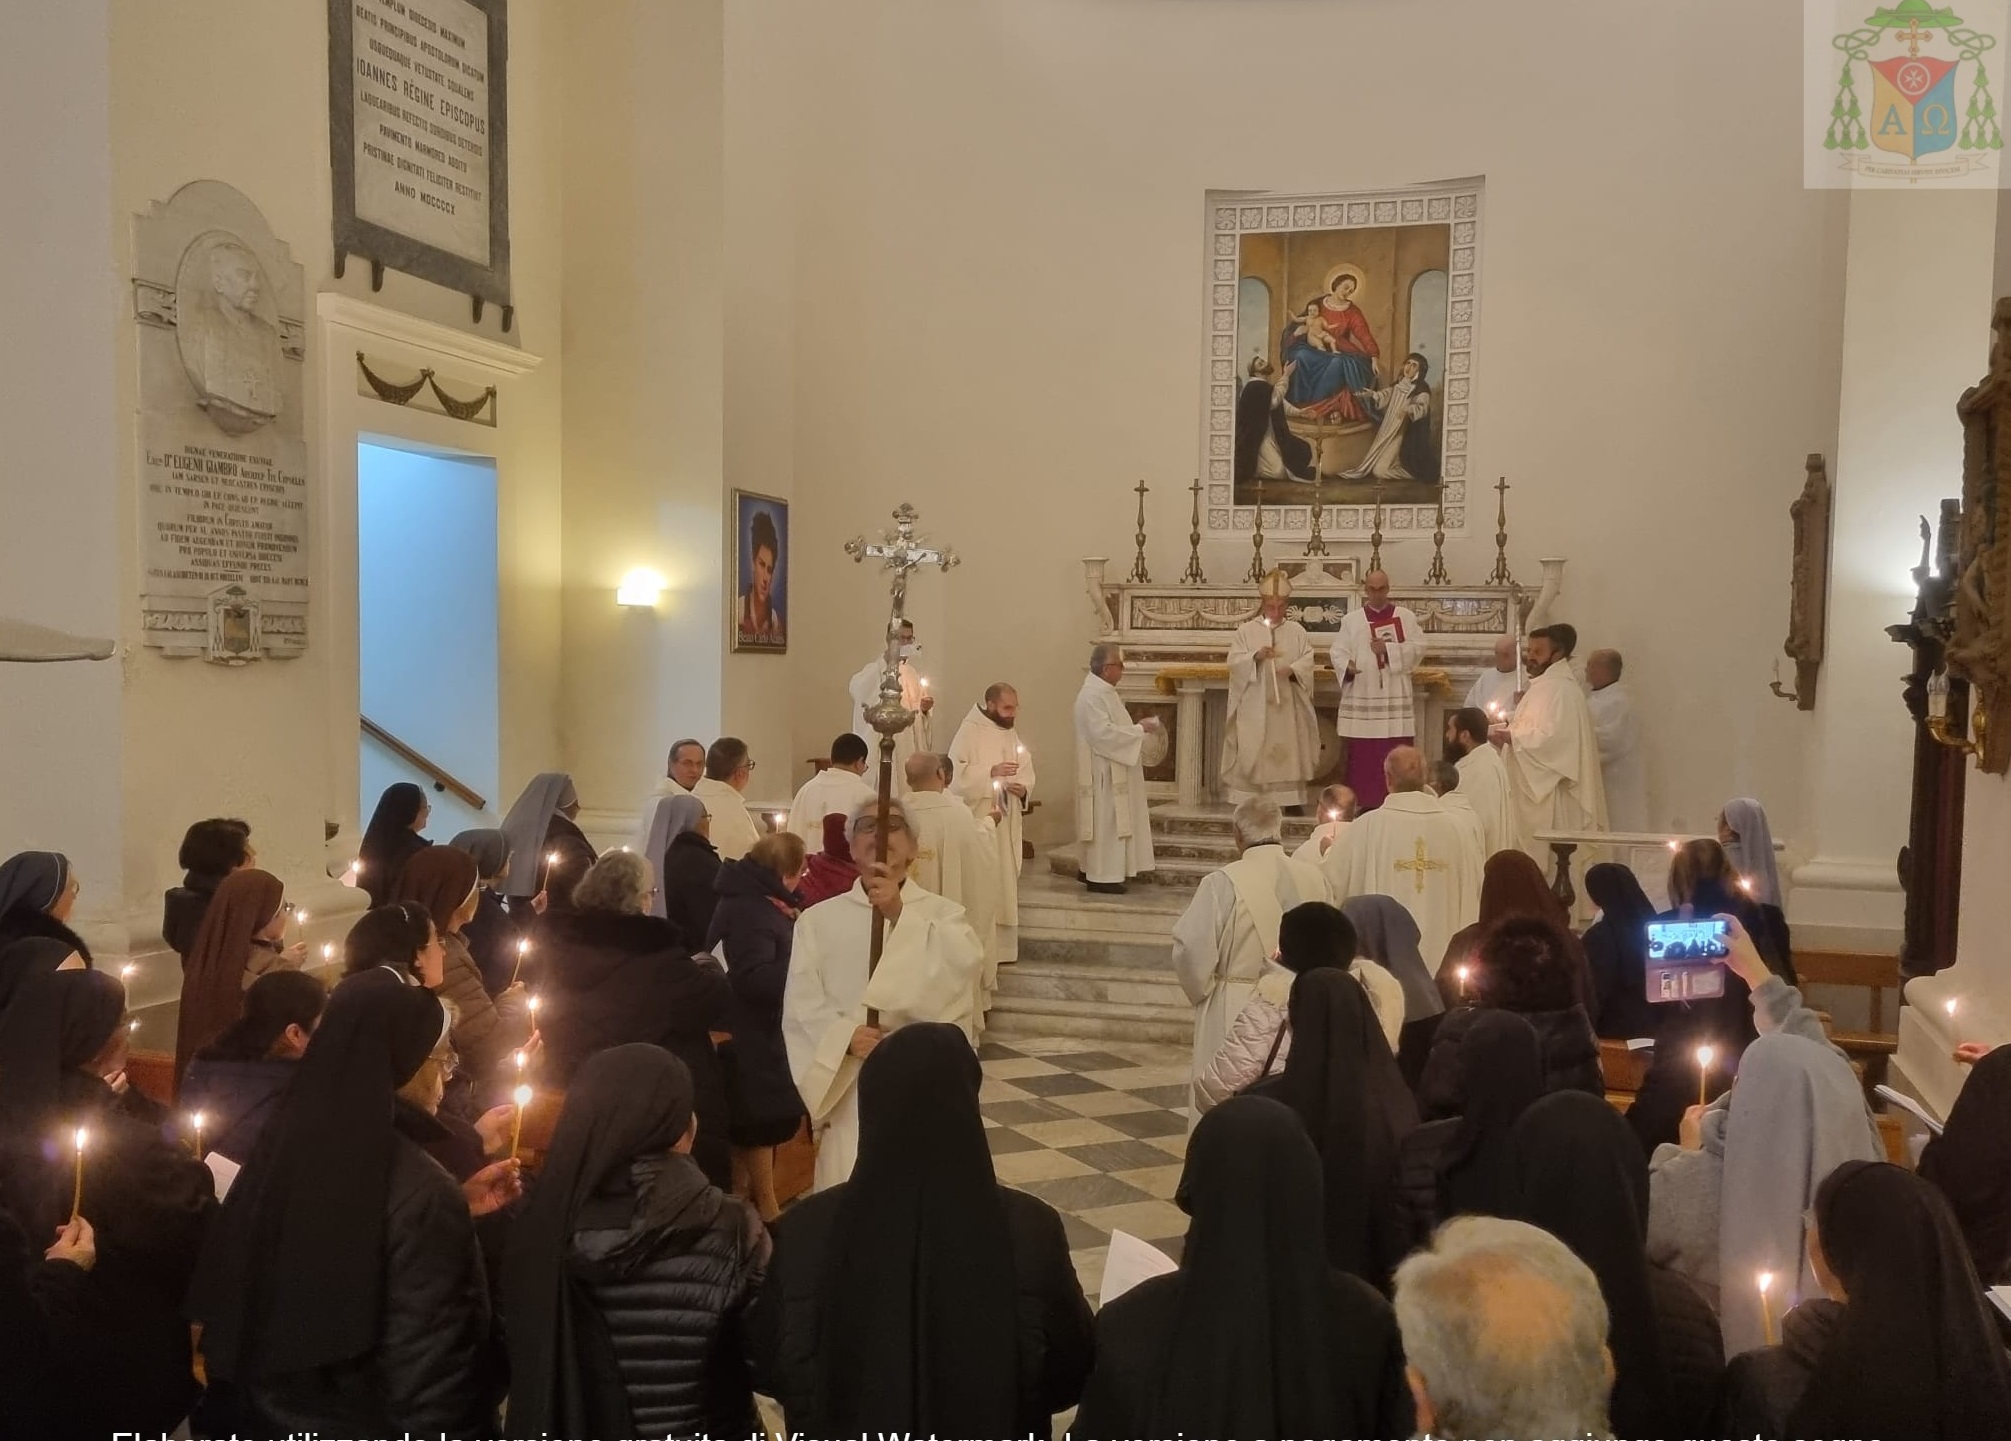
[1719,798,1782,907]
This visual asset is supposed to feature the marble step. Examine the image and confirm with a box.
[994,960,1186,1009]
[985,992,1195,1046]
[1017,933,1174,970]
[1043,844,1218,891]
[1152,807,1322,840]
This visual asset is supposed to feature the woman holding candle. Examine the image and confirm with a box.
[180,970,328,1164]
[356,781,433,907]
[173,867,303,1088]
[0,848,92,961]
[392,846,532,1096]
[188,970,517,1436]
[0,965,215,1436]
[1419,915,1604,1103]
[1719,1161,2011,1438]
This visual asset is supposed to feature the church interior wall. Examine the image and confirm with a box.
[764,0,1854,903]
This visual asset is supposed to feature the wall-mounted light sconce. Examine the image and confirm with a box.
[617,569,664,609]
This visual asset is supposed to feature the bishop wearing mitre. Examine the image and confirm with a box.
[1492,626,1608,863]
[948,683,1035,964]
[1331,570,1424,811]
[902,753,1002,1016]
[784,798,984,1191]
[1339,746,1481,974]
[1221,570,1323,809]
[848,619,934,795]
[1172,797,1326,1112]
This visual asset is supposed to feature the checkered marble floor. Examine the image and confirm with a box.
[978,1035,1194,1302]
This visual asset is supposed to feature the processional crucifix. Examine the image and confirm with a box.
[844,504,960,1014]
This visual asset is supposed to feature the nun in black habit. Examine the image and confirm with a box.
[356,782,432,907]
[1073,1096,1411,1441]
[1396,1007,1545,1242]
[1918,1044,2011,1288]
[749,1023,1092,1440]
[0,850,91,961]
[188,970,505,1437]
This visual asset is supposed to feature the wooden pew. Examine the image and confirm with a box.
[1797,949,1903,1090]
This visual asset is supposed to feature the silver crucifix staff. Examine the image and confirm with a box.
[843,503,959,1009]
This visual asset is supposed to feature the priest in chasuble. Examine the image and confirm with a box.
[1073,644,1159,893]
[1494,626,1608,864]
[1331,569,1424,811]
[947,682,1036,964]
[1171,797,1326,1111]
[1337,746,1481,975]
[1220,569,1323,809]
[783,799,984,1192]
[902,752,1002,1017]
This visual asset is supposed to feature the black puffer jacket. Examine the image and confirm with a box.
[536,908,734,1186]
[1393,1116,1459,1246]
[706,858,807,1137]
[571,1155,771,1439]
[1717,1296,1838,1440]
[242,1134,497,1436]
[750,1183,1095,1439]
[1419,1004,1603,1114]
[177,1056,297,1162]
[1651,1263,1725,1439]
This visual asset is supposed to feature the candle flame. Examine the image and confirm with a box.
[190,1112,206,1132]
[127,1019,140,1033]
[1946,998,1961,1018]
[74,1127,87,1152]
[1456,964,1471,984]
[1667,838,1681,852]
[528,995,541,1014]
[1326,810,1339,822]
[1696,1045,1715,1069]
[119,964,136,980]
[546,851,560,866]
[1756,1271,1774,1296]
[514,1050,526,1072]
[518,938,531,956]
[1738,877,1754,894]
[350,861,364,874]
[514,1085,533,1107]
[321,943,335,960]
[296,911,309,925]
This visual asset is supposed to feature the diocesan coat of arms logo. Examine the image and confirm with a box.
[1822,2,2004,179]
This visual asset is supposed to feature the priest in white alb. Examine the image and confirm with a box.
[947,683,1035,964]
[1443,706,1523,858]
[847,620,934,794]
[689,737,763,861]
[1292,783,1356,868]
[1221,569,1322,809]
[1171,797,1325,1111]
[1339,746,1481,975]
[1492,626,1609,863]
[785,733,876,844]
[1074,644,1159,894]
[1331,570,1424,811]
[1586,648,1648,832]
[902,752,1002,1016]
[1463,637,1522,722]
[783,798,984,1191]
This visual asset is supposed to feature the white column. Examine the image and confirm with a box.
[1794,190,1998,947]
[1175,680,1207,807]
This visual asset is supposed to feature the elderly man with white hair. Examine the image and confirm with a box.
[1171,796,1325,1112]
[1073,642,1159,894]
[782,796,985,1191]
[1394,1216,1617,1441]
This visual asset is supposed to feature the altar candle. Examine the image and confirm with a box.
[511,937,532,986]
[69,1128,87,1223]
[188,1111,206,1159]
[1756,1272,1778,1346]
[1695,1045,1715,1109]
[1262,618,1282,703]
[509,1085,532,1159]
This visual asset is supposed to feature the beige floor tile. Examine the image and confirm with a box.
[1074,1198,1191,1241]
[1108,1163,1185,1200]
[1146,1132,1191,1158]
[1080,1065,1192,1091]
[979,1077,1033,1105]
[1051,1089,1158,1118]
[982,1056,1065,1080]
[991,1148,1095,1184]
[1015,1116,1131,1149]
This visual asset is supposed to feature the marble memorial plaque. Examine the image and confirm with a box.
[133,181,308,662]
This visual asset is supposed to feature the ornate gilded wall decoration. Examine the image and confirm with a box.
[1949,298,2011,773]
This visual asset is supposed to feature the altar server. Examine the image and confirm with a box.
[783,800,984,1191]
[1172,798,1325,1112]
[1338,746,1481,975]
[1331,570,1423,811]
[904,754,1001,1015]
[1587,649,1648,832]
[1073,645,1158,894]
[1221,570,1322,808]
[1494,628,1608,863]
[947,684,1036,965]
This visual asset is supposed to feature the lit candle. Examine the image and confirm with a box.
[527,993,542,1024]
[1756,1271,1778,1346]
[188,1111,206,1158]
[511,937,531,986]
[514,1048,527,1079]
[320,942,335,963]
[127,1018,140,1035]
[1738,877,1755,895]
[772,813,787,831]
[346,860,363,888]
[69,1128,87,1222]
[1325,809,1339,822]
[509,1084,533,1159]
[1456,963,1472,1001]
[1695,1045,1715,1109]
[1667,838,1682,853]
[1261,617,1281,703]
[1946,997,1963,1045]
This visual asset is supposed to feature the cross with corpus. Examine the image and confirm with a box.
[843,504,959,1002]
[1393,836,1448,896]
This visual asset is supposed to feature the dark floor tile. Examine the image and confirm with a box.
[1059,1139,1182,1173]
[1013,1071,1113,1098]
[1060,1212,1107,1251]
[1044,1050,1136,1073]
[1158,1233,1185,1264]
[980,1097,1077,1126]
[985,1126,1044,1156]
[978,1041,1025,1062]
[1129,1084,1193,1109]
[1099,1107,1190,1140]
[1015,1173,1153,1212]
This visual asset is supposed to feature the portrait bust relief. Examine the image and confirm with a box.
[175,232,283,435]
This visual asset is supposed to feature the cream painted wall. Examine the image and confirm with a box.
[748,0,1852,879]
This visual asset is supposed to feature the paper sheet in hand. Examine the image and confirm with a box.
[1874,1084,1945,1137]
[1099,1229,1178,1308]
[205,1150,241,1199]
[1992,1286,2011,1324]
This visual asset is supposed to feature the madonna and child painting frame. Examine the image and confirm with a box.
[1204,178,1484,544]
[731,490,789,654]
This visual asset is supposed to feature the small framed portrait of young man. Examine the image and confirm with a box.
[731,490,788,653]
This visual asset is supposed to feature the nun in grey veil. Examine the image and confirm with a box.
[499,773,594,907]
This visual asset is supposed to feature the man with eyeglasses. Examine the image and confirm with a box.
[783,797,985,1191]
[691,737,763,861]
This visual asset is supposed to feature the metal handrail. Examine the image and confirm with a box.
[359,715,487,809]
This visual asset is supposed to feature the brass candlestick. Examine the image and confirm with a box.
[1127,478,1152,584]
[1246,476,1268,583]
[1305,492,1329,557]
[1181,477,1208,585]
[1487,477,1516,586]
[1367,480,1385,573]
[1423,489,1451,585]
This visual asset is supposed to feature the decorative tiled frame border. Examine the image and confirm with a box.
[1203,177,1484,539]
